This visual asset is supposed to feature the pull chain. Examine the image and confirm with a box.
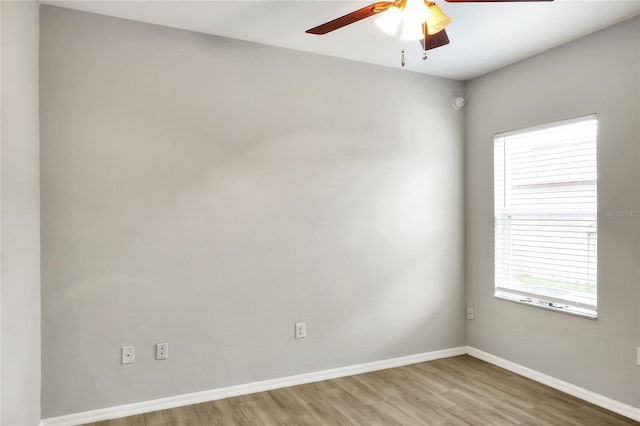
[401,48,406,67]
[422,28,428,60]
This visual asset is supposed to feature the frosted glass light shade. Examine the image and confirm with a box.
[400,23,425,41]
[426,3,451,35]
[402,0,430,25]
[400,0,430,41]
[375,6,402,36]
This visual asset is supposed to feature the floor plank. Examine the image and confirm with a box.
[81,355,638,426]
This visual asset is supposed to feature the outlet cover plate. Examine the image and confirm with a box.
[156,343,168,360]
[466,307,475,320]
[122,346,135,364]
[295,322,306,339]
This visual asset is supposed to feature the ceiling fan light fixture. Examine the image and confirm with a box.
[375,6,402,35]
[426,2,451,35]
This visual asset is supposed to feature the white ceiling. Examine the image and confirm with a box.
[43,0,640,80]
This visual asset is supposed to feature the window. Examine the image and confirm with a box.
[494,115,598,318]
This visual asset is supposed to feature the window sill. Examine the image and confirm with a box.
[495,292,598,320]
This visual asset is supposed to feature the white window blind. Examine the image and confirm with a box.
[494,115,598,318]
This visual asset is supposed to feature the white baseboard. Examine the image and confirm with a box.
[466,346,640,422]
[40,346,467,426]
[41,346,640,425]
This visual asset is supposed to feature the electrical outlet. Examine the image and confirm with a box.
[122,346,135,364]
[156,343,168,360]
[295,322,306,339]
[466,307,475,320]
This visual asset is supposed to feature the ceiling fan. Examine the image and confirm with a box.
[306,0,553,66]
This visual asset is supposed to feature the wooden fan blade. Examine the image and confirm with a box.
[445,0,552,2]
[420,26,450,51]
[306,2,395,35]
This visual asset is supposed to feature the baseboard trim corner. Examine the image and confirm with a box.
[466,346,640,422]
[40,346,466,426]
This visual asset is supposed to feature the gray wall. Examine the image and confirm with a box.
[465,17,640,407]
[40,6,465,417]
[0,1,41,425]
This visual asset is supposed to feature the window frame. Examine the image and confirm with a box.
[493,115,598,319]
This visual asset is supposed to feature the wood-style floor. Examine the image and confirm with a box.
[84,355,637,426]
